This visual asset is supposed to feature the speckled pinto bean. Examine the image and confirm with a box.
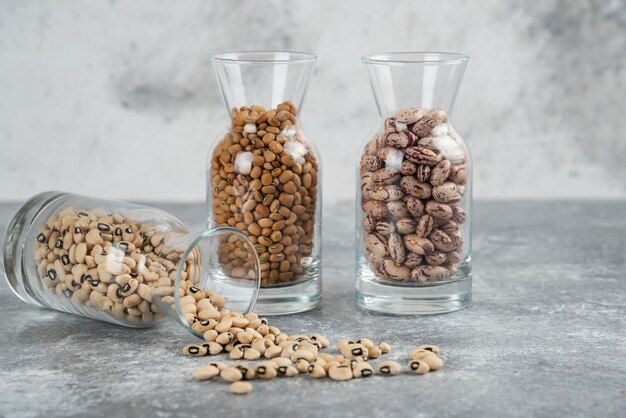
[210,101,318,286]
[359,107,469,283]
[32,208,227,327]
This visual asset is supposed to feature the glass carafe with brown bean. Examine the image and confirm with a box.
[207,52,321,315]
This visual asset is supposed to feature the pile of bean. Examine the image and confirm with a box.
[184,310,444,394]
[209,101,319,286]
[360,107,468,282]
[32,208,230,326]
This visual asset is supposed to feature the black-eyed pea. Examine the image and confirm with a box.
[336,338,354,350]
[183,313,196,325]
[237,331,253,344]
[214,318,232,333]
[275,333,289,344]
[231,317,249,328]
[251,338,272,355]
[229,344,249,360]
[238,365,256,381]
[248,318,262,329]
[209,293,225,309]
[280,343,299,358]
[107,283,122,303]
[193,365,220,381]
[353,362,374,378]
[85,229,103,246]
[323,360,341,372]
[297,340,319,354]
[290,349,316,363]
[186,317,207,332]
[410,349,436,360]
[255,363,278,379]
[136,283,152,302]
[340,343,368,359]
[296,359,310,373]
[196,298,215,312]
[183,344,208,357]
[356,338,375,349]
[310,334,329,348]
[243,312,258,322]
[415,344,440,355]
[229,327,244,338]
[243,348,261,361]
[309,363,326,378]
[246,327,263,340]
[119,278,138,297]
[206,341,223,355]
[187,286,206,301]
[256,324,270,336]
[230,381,252,394]
[328,365,353,381]
[268,325,281,336]
[378,360,402,375]
[276,365,298,377]
[368,346,382,359]
[197,309,221,321]
[220,367,243,382]
[421,354,443,371]
[408,359,430,374]
[379,342,391,354]
[264,345,283,359]
[215,332,234,345]
[203,329,218,342]
[122,294,142,309]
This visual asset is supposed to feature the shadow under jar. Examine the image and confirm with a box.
[3,192,261,337]
[356,52,472,315]
[207,51,321,315]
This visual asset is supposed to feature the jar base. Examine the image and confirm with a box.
[356,272,471,315]
[254,274,321,315]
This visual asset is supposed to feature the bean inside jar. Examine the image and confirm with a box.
[360,107,468,284]
[210,102,319,286]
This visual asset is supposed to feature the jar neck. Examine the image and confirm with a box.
[363,52,468,118]
[212,51,316,118]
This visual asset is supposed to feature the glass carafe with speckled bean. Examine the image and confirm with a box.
[356,52,472,314]
[3,191,260,337]
[207,52,322,315]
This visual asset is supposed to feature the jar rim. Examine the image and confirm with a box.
[362,52,469,65]
[212,51,317,64]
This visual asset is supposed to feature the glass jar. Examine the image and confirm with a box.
[2,191,260,337]
[207,51,321,315]
[356,52,472,314]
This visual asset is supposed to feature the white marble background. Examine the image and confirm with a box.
[1,0,625,202]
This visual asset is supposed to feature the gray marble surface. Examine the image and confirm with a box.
[0,201,625,418]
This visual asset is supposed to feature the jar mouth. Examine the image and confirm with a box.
[173,227,261,337]
[211,51,317,64]
[362,52,469,65]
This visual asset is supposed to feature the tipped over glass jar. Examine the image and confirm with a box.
[2,191,260,337]
[356,52,472,315]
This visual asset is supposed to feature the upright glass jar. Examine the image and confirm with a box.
[356,52,472,314]
[3,191,260,337]
[207,52,321,315]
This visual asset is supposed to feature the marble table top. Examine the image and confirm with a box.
[0,201,624,418]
